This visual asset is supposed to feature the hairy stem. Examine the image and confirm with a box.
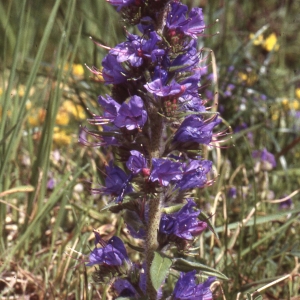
[145,3,169,298]
[145,195,163,299]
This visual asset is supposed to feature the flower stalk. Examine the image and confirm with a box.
[82,0,225,298]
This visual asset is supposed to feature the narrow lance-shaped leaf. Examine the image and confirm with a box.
[150,252,172,291]
[172,258,229,281]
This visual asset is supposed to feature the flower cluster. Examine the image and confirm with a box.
[83,0,224,298]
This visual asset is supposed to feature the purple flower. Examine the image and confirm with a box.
[114,95,147,130]
[142,31,164,61]
[224,83,235,97]
[178,70,201,95]
[89,95,121,126]
[113,279,138,297]
[144,78,183,97]
[93,161,133,203]
[166,3,188,33]
[173,115,221,145]
[234,122,248,132]
[183,7,205,38]
[166,3,205,39]
[138,16,155,34]
[152,66,168,84]
[170,40,199,72]
[176,159,212,191]
[107,0,137,10]
[101,125,120,146]
[126,221,146,239]
[87,232,129,266]
[98,94,120,121]
[159,199,207,240]
[178,95,206,113]
[47,178,56,190]
[252,148,276,171]
[126,150,147,174]
[173,271,215,300]
[110,32,161,67]
[279,196,293,209]
[102,54,128,84]
[149,158,183,186]
[228,187,237,199]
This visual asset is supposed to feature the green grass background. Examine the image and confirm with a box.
[0,0,300,299]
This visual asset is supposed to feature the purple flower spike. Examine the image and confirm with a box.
[176,159,212,191]
[252,148,276,171]
[126,150,147,174]
[173,271,215,300]
[173,115,221,145]
[114,95,147,130]
[87,233,129,266]
[159,199,207,240]
[149,158,183,186]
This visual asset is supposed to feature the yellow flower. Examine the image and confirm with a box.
[249,33,264,45]
[56,110,70,125]
[53,127,72,146]
[263,33,279,52]
[64,63,85,77]
[62,100,85,120]
[281,98,289,110]
[295,88,300,99]
[18,85,26,97]
[28,108,46,126]
[72,64,84,77]
[26,100,32,110]
[292,100,299,110]
[238,72,257,86]
[272,111,279,121]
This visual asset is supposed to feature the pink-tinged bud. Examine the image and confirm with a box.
[142,168,150,177]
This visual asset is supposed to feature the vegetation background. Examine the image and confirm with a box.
[0,0,299,299]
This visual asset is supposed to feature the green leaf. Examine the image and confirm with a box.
[254,296,263,300]
[150,252,172,291]
[172,258,229,281]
